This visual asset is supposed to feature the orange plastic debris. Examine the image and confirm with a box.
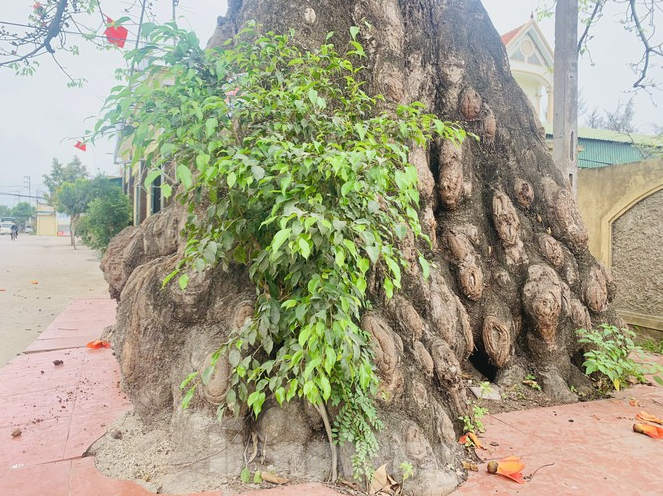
[86,339,111,349]
[633,423,663,439]
[487,456,527,484]
[635,411,663,425]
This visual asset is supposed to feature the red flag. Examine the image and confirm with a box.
[104,17,128,48]
[75,141,87,151]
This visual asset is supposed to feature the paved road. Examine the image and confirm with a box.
[0,235,108,366]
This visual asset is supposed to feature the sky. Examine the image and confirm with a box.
[1,0,660,208]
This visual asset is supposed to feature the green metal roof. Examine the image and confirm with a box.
[576,137,645,169]
[544,124,662,169]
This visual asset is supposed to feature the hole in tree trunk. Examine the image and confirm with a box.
[468,350,497,382]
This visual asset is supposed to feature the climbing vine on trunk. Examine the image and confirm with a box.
[95,22,467,479]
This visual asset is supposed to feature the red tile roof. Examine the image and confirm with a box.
[501,24,525,45]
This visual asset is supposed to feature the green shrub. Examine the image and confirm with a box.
[577,324,663,391]
[79,186,131,253]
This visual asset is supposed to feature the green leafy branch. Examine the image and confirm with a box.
[95,22,467,480]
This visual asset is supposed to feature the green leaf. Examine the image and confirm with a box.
[181,386,195,410]
[177,164,193,189]
[364,245,379,264]
[144,169,161,188]
[196,154,210,171]
[251,165,265,180]
[384,277,394,299]
[254,471,263,484]
[271,228,292,254]
[161,183,173,198]
[299,237,311,259]
[180,371,198,390]
[298,326,312,347]
[318,375,331,400]
[205,117,218,138]
[227,171,237,188]
[394,223,407,240]
[274,386,286,405]
[229,348,241,367]
[385,257,401,282]
[304,357,322,379]
[201,364,215,385]
[418,255,430,280]
[308,88,319,106]
[341,181,354,197]
[240,467,251,484]
[350,26,359,40]
[178,273,189,291]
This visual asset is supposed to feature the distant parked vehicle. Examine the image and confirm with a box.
[0,222,13,235]
[25,226,33,234]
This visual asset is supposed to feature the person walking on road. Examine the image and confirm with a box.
[10,223,18,241]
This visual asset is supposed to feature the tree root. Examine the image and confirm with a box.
[315,403,338,483]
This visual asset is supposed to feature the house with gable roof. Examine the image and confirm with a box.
[501,17,663,335]
[501,15,554,125]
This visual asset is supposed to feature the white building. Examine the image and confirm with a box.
[501,16,554,125]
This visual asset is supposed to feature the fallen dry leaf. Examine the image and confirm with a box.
[635,411,663,425]
[468,432,485,450]
[369,463,400,495]
[261,471,289,485]
[458,434,469,445]
[487,456,527,484]
[86,339,111,349]
[0,288,6,291]
[11,428,21,438]
[629,399,642,407]
[30,280,38,285]
[462,460,479,472]
[53,359,63,366]
[633,423,663,439]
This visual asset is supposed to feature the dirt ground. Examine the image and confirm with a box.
[0,234,108,367]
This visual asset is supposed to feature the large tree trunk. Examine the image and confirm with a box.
[99,1,621,494]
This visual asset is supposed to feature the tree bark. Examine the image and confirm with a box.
[70,215,77,249]
[99,1,622,494]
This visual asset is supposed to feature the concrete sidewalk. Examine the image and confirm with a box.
[2,296,663,495]
[0,297,341,496]
[456,365,663,495]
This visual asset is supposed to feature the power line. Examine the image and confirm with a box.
[0,192,44,200]
[0,19,141,45]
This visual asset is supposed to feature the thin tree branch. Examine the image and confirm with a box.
[45,0,69,53]
[577,0,606,53]
[628,0,663,90]
[0,0,69,67]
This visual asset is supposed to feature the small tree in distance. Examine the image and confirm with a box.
[43,156,89,206]
[78,184,131,253]
[56,178,92,249]
[11,202,36,228]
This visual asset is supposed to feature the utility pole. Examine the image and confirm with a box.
[23,176,31,206]
[552,0,578,196]
[173,0,179,22]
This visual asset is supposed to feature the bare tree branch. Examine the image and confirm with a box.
[627,0,663,90]
[578,0,607,53]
